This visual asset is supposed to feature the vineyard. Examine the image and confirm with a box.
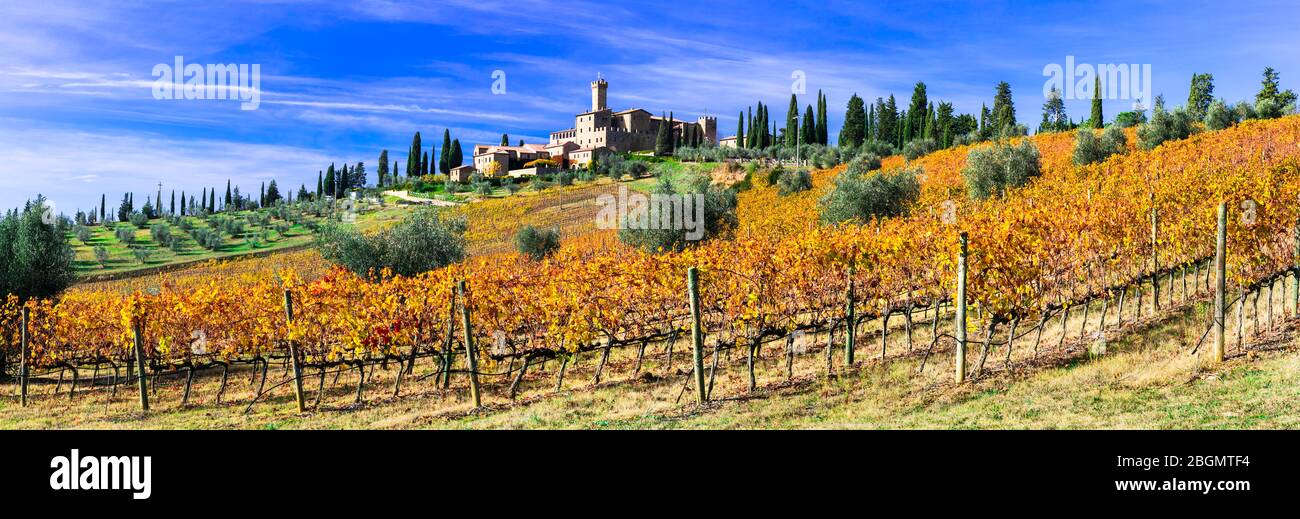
[4,116,1300,421]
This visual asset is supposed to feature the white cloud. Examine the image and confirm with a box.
[0,121,339,212]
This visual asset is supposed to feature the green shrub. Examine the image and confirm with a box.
[618,178,737,253]
[0,197,77,300]
[765,164,785,186]
[131,247,152,264]
[1204,99,1237,131]
[556,170,575,186]
[1072,127,1127,166]
[902,138,939,160]
[74,226,93,243]
[1138,103,1199,150]
[1113,111,1146,128]
[115,227,134,244]
[93,245,110,267]
[777,168,813,195]
[315,207,466,279]
[860,140,898,157]
[129,212,149,229]
[848,152,883,173]
[625,161,649,178]
[150,223,172,244]
[596,154,625,178]
[514,225,561,260]
[963,139,1042,200]
[1100,126,1128,155]
[819,166,921,225]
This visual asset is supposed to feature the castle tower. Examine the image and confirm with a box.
[697,115,717,144]
[591,78,608,112]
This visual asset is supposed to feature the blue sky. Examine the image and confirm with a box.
[1,0,1297,213]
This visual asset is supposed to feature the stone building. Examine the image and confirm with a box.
[470,79,717,177]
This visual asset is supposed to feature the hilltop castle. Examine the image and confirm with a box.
[468,79,716,179]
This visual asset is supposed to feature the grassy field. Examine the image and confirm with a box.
[4,270,1296,429]
[71,219,315,279]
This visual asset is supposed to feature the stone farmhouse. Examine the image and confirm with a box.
[470,79,717,178]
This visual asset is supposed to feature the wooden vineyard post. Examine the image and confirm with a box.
[955,232,969,384]
[1151,201,1160,313]
[1213,202,1227,364]
[457,280,482,408]
[133,321,149,411]
[19,307,29,407]
[283,290,306,414]
[844,264,856,368]
[687,267,707,404]
[1293,221,1300,316]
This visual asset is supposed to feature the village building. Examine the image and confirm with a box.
[448,164,476,183]
[470,79,718,178]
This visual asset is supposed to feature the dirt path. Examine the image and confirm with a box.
[382,190,461,207]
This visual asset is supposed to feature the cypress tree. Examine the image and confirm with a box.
[879,95,899,148]
[340,164,350,195]
[866,104,875,142]
[937,101,955,147]
[324,164,336,198]
[750,104,760,148]
[377,150,389,187]
[422,151,430,176]
[816,91,826,144]
[180,191,186,216]
[440,129,452,174]
[200,188,206,214]
[839,94,866,148]
[669,112,677,155]
[224,180,232,208]
[736,111,745,148]
[407,132,422,179]
[749,105,757,148]
[450,139,463,170]
[801,104,815,146]
[353,162,366,189]
[655,112,672,156]
[266,180,280,204]
[924,102,936,140]
[209,189,215,213]
[500,134,509,146]
[785,94,799,147]
[817,90,828,145]
[100,194,106,221]
[992,81,1017,133]
[392,161,399,185]
[906,82,928,143]
[1090,76,1104,128]
[1187,73,1215,120]
[317,171,323,197]
[170,190,175,215]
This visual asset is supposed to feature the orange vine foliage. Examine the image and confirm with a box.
[4,118,1300,369]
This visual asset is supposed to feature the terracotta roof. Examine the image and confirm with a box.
[472,143,548,156]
